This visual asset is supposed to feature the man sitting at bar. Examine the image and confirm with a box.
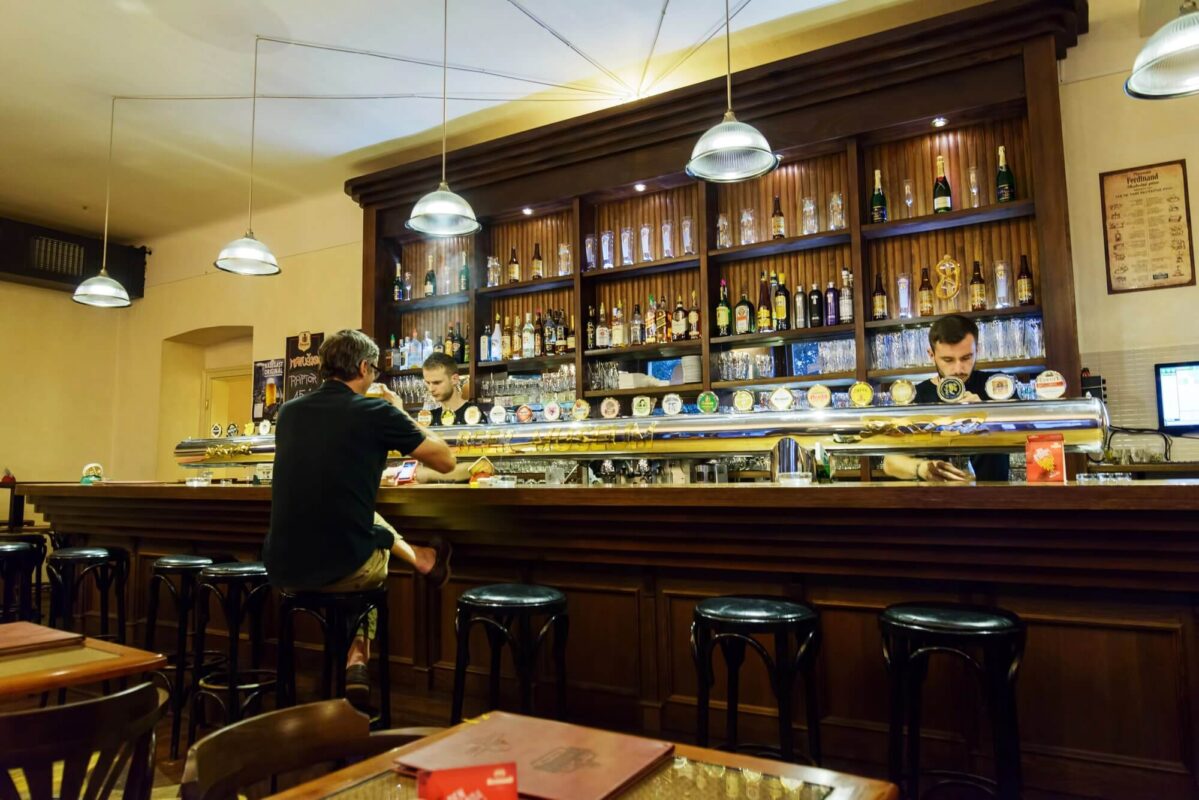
[882,314,1012,482]
[264,328,456,709]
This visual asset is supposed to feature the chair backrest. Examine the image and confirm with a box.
[0,682,167,800]
[181,699,438,800]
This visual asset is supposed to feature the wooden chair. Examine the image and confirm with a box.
[0,682,168,800]
[180,699,440,800]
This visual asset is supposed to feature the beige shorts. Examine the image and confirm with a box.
[309,513,398,639]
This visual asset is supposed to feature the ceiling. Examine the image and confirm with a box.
[0,0,959,244]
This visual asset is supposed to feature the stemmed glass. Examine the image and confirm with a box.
[903,179,915,218]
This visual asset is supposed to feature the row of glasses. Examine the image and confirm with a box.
[588,361,620,391]
[585,219,697,271]
[388,375,429,406]
[869,317,1044,370]
[714,351,776,382]
[890,169,983,219]
[790,338,857,376]
[479,365,576,407]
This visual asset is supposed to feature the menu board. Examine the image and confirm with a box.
[252,358,285,422]
[283,331,323,403]
[1100,160,1195,294]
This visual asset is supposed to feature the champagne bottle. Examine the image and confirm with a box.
[871,271,888,320]
[424,255,437,297]
[716,280,732,337]
[457,252,469,292]
[839,268,854,324]
[688,290,701,339]
[996,145,1016,203]
[393,261,403,302]
[531,243,544,280]
[918,267,935,316]
[825,281,840,326]
[773,274,791,331]
[807,283,825,328]
[507,247,521,284]
[756,272,773,333]
[969,261,987,311]
[870,169,888,223]
[734,290,754,335]
[771,195,786,239]
[1017,256,1034,306]
[933,155,952,214]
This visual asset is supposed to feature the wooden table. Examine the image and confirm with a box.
[0,624,165,700]
[268,722,898,800]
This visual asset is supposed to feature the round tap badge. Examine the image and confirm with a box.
[631,395,654,418]
[768,387,795,411]
[226,422,240,438]
[515,404,535,423]
[890,379,916,406]
[936,376,966,403]
[732,390,755,413]
[417,408,434,426]
[488,404,508,425]
[441,409,457,427]
[571,399,592,421]
[463,405,483,426]
[697,391,720,414]
[243,422,256,437]
[806,384,832,410]
[661,393,684,416]
[1034,369,1067,400]
[542,400,562,422]
[210,423,223,438]
[849,381,875,408]
[600,397,621,419]
[257,419,272,436]
[984,373,1016,401]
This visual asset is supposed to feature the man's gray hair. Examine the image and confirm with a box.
[318,329,380,382]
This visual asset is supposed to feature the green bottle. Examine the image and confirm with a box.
[870,169,888,223]
[996,145,1016,203]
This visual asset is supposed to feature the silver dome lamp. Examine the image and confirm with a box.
[1126,0,1199,99]
[74,98,132,308]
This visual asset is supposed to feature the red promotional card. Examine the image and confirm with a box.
[417,763,518,800]
[1026,434,1065,483]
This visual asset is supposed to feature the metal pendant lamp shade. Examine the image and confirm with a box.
[686,110,780,183]
[406,180,481,237]
[1126,1,1199,99]
[214,232,280,275]
[73,269,130,308]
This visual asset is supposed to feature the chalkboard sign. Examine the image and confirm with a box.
[253,358,285,422]
[284,331,324,403]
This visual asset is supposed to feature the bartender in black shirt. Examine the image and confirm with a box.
[423,352,479,427]
[883,314,1012,482]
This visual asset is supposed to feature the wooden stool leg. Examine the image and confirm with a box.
[691,620,715,748]
[224,583,243,725]
[987,643,1024,800]
[798,624,822,767]
[114,555,128,644]
[485,617,507,713]
[375,594,392,729]
[450,606,473,724]
[97,565,111,640]
[516,614,534,715]
[188,586,210,748]
[719,636,747,751]
[169,575,194,760]
[883,633,907,787]
[904,654,929,800]
[2,561,16,623]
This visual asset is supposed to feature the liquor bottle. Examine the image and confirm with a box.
[807,283,825,328]
[386,334,396,369]
[771,195,786,239]
[756,272,773,333]
[825,281,840,326]
[586,305,597,350]
[457,252,469,292]
[492,315,504,361]
[531,243,544,281]
[556,311,566,354]
[462,323,470,364]
[645,294,658,344]
[507,247,521,283]
[1017,255,1035,306]
[510,316,521,360]
[530,310,541,356]
[393,261,404,302]
[794,286,807,329]
[839,268,854,324]
[567,315,576,352]
[410,330,422,366]
[672,295,688,341]
[688,290,701,339]
[546,310,558,354]
[969,261,987,311]
[611,301,627,348]
[443,325,454,356]
[631,303,644,346]
[773,274,791,331]
[403,272,413,301]
[522,313,535,359]
[424,255,437,297]
[596,302,611,348]
[734,290,754,335]
[871,271,888,320]
[918,267,935,316]
[933,155,952,213]
[655,297,669,342]
[715,279,732,337]
[870,169,888,223]
[996,145,1016,203]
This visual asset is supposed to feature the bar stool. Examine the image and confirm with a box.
[276,585,392,727]
[0,542,37,621]
[450,584,569,724]
[188,562,275,747]
[879,602,1026,800]
[0,533,46,622]
[691,596,822,765]
[47,546,129,641]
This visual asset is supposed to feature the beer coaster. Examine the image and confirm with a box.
[600,397,621,419]
[225,423,239,438]
[515,405,534,423]
[417,409,434,426]
[936,376,966,403]
[571,399,592,421]
[890,379,916,406]
[488,405,507,425]
[768,387,795,411]
[1034,369,1066,400]
[543,401,562,422]
[806,384,832,409]
[210,423,223,438]
[849,381,875,408]
[661,393,683,416]
[632,395,654,418]
[441,409,457,426]
[732,390,755,413]
[985,373,1016,401]
[463,405,483,425]
[697,391,720,414]
[257,419,272,436]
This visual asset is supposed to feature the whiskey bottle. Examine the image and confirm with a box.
[646,294,658,344]
[655,296,669,342]
[688,290,701,339]
[500,316,512,360]
[715,280,732,337]
[918,267,935,316]
[672,295,688,342]
[556,310,566,354]
[871,271,888,320]
[596,302,611,348]
[507,247,521,284]
[771,195,786,239]
[534,310,545,356]
[870,169,888,223]
[933,155,953,214]
[531,243,544,281]
[586,305,597,350]
[613,301,628,348]
[567,315,577,352]
[1017,255,1035,306]
[996,145,1016,203]
[510,316,521,360]
[969,261,987,311]
[773,274,791,331]
[756,272,773,333]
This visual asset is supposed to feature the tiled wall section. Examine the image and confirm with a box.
[1081,343,1199,461]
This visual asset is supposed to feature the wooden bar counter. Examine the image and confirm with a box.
[19,480,1199,799]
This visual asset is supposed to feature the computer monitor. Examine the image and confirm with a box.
[1155,361,1199,434]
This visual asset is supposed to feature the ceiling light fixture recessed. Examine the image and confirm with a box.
[73,98,131,309]
[522,207,534,216]
[1126,0,1199,99]
[931,117,949,128]
[634,183,647,192]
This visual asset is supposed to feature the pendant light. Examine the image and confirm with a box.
[215,39,280,275]
[685,0,780,183]
[1126,0,1199,99]
[74,98,132,308]
[406,0,481,237]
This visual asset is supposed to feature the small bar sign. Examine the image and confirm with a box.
[417,762,518,800]
[1026,434,1065,484]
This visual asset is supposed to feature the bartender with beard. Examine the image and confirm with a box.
[882,314,1013,482]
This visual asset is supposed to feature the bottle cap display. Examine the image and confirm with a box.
[417,408,435,425]
[806,384,832,409]
[732,390,755,413]
[571,399,592,421]
[464,405,483,425]
[542,400,562,422]
[936,376,966,403]
[1034,369,1067,399]
[697,391,720,414]
[632,395,654,418]
[984,373,1016,401]
[600,397,621,419]
[849,381,875,408]
[890,379,916,406]
[488,405,507,425]
[441,409,457,426]
[661,393,684,416]
[768,387,795,411]
[515,405,534,423]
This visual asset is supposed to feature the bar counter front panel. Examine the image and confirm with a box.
[19,480,1199,799]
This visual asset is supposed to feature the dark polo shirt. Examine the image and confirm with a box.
[914,370,1011,482]
[264,381,425,589]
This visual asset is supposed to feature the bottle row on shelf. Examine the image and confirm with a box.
[585,293,701,350]
[392,252,471,301]
[486,244,573,286]
[716,269,854,335]
[385,323,471,371]
[479,308,576,363]
[870,255,1034,321]
[869,146,1017,224]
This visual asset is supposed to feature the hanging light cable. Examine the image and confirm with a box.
[215,37,280,275]
[74,97,132,308]
[406,0,481,237]
[685,0,779,183]
[1127,0,1199,99]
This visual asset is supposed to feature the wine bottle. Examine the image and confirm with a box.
[918,267,935,316]
[457,252,469,292]
[393,261,403,302]
[839,268,854,324]
[870,169,888,223]
[688,291,701,340]
[996,145,1016,203]
[756,272,773,333]
[871,271,888,320]
[424,255,437,297]
[825,281,840,326]
[1017,255,1035,306]
[507,247,521,283]
[715,280,732,337]
[773,274,791,331]
[734,290,754,335]
[771,195,786,239]
[969,261,987,311]
[807,283,825,328]
[933,155,952,214]
[531,243,544,280]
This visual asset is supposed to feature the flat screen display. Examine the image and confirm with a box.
[1156,361,1199,433]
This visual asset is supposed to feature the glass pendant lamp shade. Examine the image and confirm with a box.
[72,270,131,308]
[1126,2,1199,99]
[405,180,482,236]
[214,232,280,276]
[686,110,780,183]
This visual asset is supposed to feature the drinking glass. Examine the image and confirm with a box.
[557,243,572,276]
[903,179,915,217]
[600,230,614,269]
[992,259,1012,308]
[802,197,818,235]
[486,256,501,287]
[1004,317,1025,359]
[828,192,845,231]
[969,166,981,209]
[754,354,775,379]
[661,220,675,258]
[620,226,635,266]
[740,208,757,245]
[1026,317,1044,357]
[896,272,913,319]
[584,234,597,271]
[639,222,654,262]
[716,213,732,249]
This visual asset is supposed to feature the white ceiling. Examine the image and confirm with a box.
[0,0,870,242]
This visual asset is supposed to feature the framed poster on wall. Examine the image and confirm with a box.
[1100,160,1195,294]
[252,358,285,422]
[284,331,323,403]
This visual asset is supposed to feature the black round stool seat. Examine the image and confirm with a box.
[0,542,34,556]
[0,542,37,623]
[880,603,1020,635]
[153,554,214,573]
[460,583,565,609]
[49,547,111,563]
[696,596,817,627]
[48,545,128,643]
[200,561,267,580]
